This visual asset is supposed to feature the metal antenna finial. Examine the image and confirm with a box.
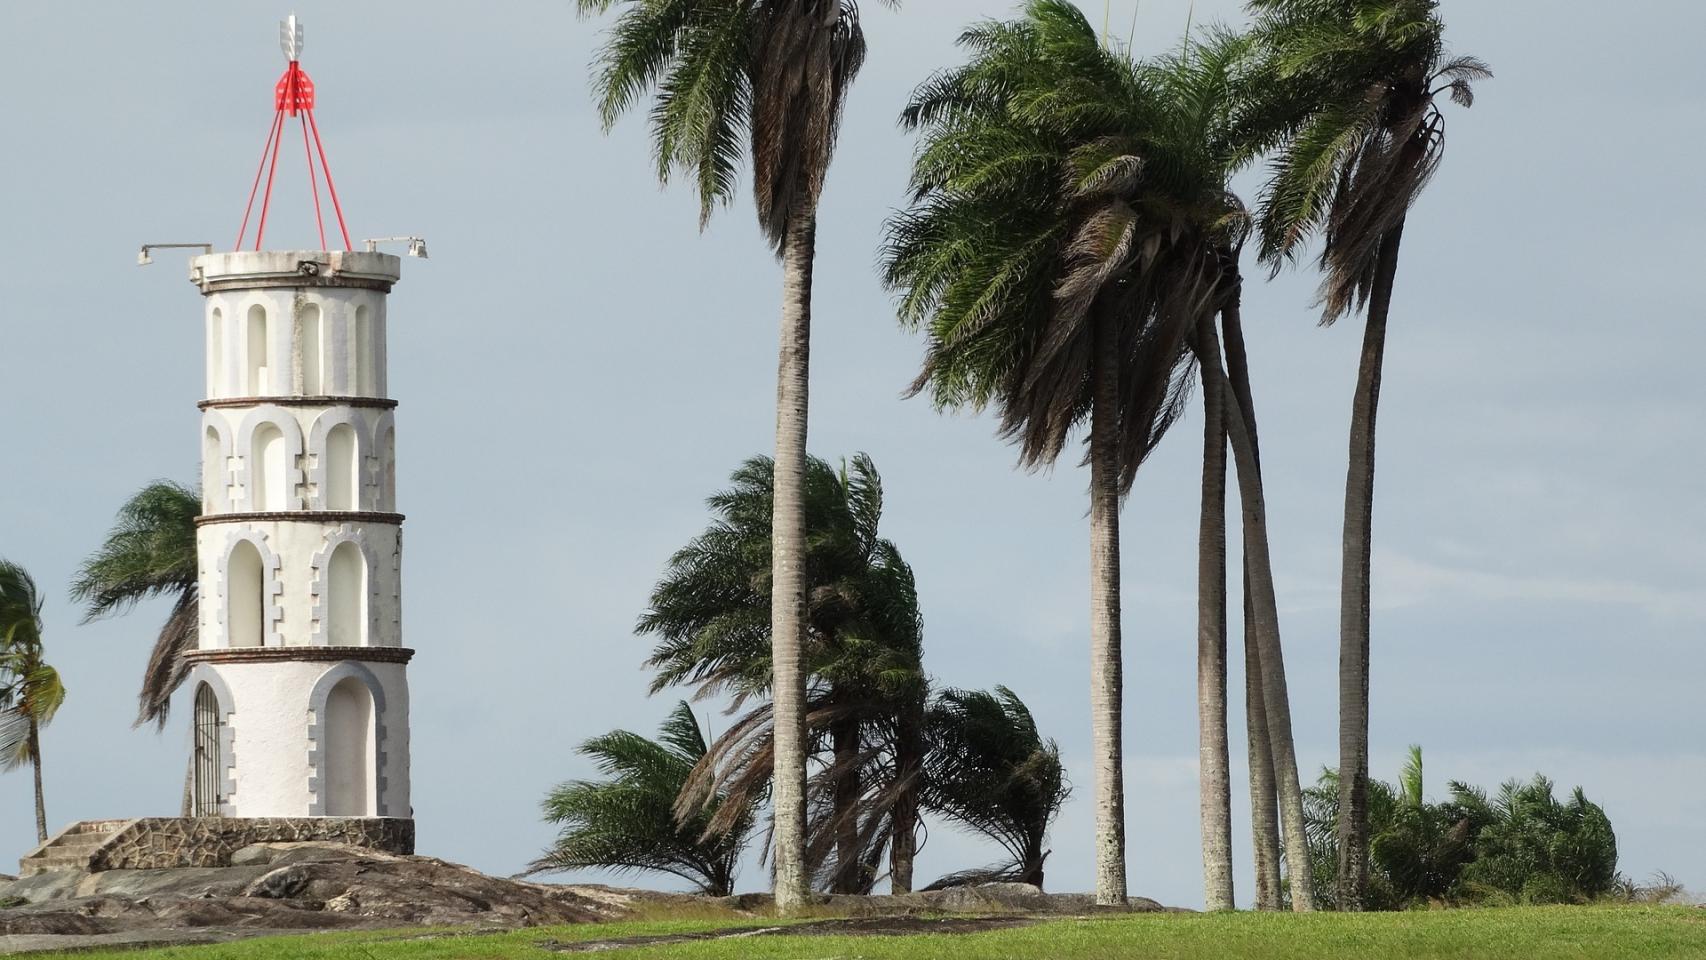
[280,14,303,61]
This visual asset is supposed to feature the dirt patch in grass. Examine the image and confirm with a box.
[541,915,1037,953]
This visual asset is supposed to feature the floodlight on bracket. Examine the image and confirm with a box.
[138,243,215,266]
[363,237,429,259]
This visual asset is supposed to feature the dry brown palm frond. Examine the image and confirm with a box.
[137,592,198,728]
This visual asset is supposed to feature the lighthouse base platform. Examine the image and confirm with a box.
[19,817,414,876]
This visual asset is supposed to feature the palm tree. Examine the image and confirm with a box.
[1137,29,1255,912]
[885,3,1315,907]
[530,702,754,896]
[0,561,66,844]
[885,1,1194,904]
[70,480,200,728]
[1449,775,1618,904]
[574,0,894,913]
[1242,0,1489,909]
[922,686,1068,890]
[639,453,927,894]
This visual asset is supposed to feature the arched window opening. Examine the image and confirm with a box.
[202,427,223,511]
[251,423,289,511]
[325,423,358,510]
[327,541,366,647]
[300,303,323,395]
[192,683,223,816]
[323,677,375,816]
[245,304,270,395]
[227,541,265,648]
[209,308,225,398]
[352,305,371,396]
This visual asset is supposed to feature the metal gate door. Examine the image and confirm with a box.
[193,683,223,817]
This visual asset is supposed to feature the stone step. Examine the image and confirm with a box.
[18,854,97,876]
[65,819,128,836]
[43,834,107,853]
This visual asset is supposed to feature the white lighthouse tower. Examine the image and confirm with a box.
[173,17,416,840]
[182,249,411,827]
[13,18,422,877]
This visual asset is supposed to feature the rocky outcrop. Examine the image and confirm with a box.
[0,844,616,952]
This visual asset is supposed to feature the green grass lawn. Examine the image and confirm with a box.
[58,905,1706,960]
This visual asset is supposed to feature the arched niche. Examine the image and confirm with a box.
[217,530,284,648]
[311,524,380,647]
[299,302,324,395]
[352,304,372,396]
[327,542,366,647]
[201,418,233,512]
[236,406,304,512]
[308,410,368,511]
[307,661,390,817]
[209,307,225,399]
[245,304,270,396]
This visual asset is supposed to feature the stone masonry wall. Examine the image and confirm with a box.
[89,817,414,870]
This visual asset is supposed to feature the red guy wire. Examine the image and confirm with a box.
[236,110,285,251]
[306,110,352,251]
[253,106,288,250]
[299,112,327,250]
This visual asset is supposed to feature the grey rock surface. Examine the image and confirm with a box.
[0,849,618,953]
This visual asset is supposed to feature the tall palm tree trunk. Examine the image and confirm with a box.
[830,713,862,894]
[1222,297,1283,910]
[1088,313,1127,906]
[1336,220,1405,911]
[1194,316,1315,912]
[889,698,924,894]
[1243,608,1282,909]
[1196,314,1234,912]
[770,211,817,914]
[29,720,46,844]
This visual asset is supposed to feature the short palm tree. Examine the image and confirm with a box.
[574,0,895,913]
[640,453,927,894]
[70,480,200,728]
[922,686,1067,890]
[885,1,1315,907]
[1241,0,1489,908]
[0,561,66,844]
[1449,775,1618,904]
[530,701,753,896]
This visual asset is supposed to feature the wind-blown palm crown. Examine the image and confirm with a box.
[639,453,927,892]
[640,454,922,709]
[531,701,754,896]
[922,686,1067,890]
[1245,0,1489,318]
[885,1,1246,489]
[577,0,890,245]
[70,481,200,728]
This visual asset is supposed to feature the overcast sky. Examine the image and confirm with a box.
[1,1,1701,908]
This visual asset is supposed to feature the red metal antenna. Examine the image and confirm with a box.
[234,15,353,252]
